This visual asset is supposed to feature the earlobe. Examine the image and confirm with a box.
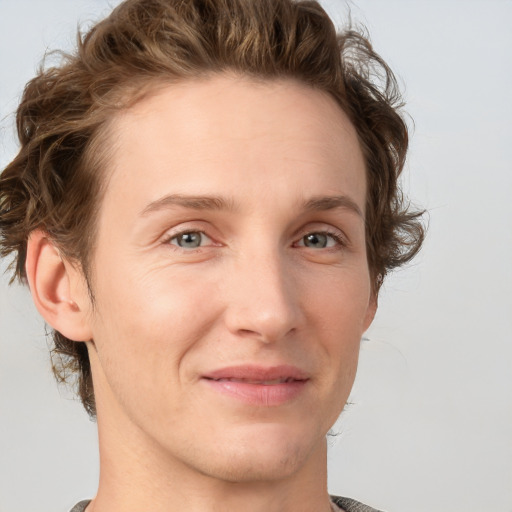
[363,293,378,332]
[26,230,93,342]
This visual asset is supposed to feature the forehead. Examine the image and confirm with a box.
[100,74,366,216]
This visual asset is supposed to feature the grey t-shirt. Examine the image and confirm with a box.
[331,495,384,512]
[70,496,384,512]
[69,502,90,512]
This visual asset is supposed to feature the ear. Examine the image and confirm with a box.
[25,230,93,342]
[363,292,378,332]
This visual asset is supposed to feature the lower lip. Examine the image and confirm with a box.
[202,379,308,406]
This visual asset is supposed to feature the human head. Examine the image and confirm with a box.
[0,0,424,417]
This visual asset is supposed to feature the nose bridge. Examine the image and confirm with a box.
[224,242,300,342]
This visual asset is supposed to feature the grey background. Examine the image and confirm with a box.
[1,1,511,511]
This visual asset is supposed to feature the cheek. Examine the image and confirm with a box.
[303,266,371,378]
[89,259,220,381]
[303,289,366,430]
[87,267,220,423]
[305,263,372,331]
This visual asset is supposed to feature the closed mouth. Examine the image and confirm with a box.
[201,367,309,405]
[202,364,309,384]
[204,377,304,385]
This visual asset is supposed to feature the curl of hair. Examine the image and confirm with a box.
[0,0,425,417]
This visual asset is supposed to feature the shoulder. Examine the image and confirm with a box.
[69,497,382,512]
[331,495,386,512]
[69,500,91,512]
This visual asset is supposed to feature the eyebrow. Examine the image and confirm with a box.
[140,194,236,216]
[303,195,364,219]
[140,193,363,218]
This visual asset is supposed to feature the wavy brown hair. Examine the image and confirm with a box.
[0,0,425,417]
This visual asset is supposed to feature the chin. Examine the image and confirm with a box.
[199,450,305,484]
[190,423,324,484]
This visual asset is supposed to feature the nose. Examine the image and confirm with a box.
[222,248,302,344]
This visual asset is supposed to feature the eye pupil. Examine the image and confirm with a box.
[304,233,328,248]
[177,232,202,248]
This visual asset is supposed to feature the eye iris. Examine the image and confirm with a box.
[177,232,202,248]
[304,233,328,248]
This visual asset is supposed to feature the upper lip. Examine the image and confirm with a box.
[202,364,309,383]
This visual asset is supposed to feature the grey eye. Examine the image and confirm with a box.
[173,232,203,248]
[303,233,329,248]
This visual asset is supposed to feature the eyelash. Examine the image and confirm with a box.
[162,228,346,251]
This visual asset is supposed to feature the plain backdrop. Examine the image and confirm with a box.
[0,1,511,511]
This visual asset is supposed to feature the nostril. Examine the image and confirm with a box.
[239,328,258,336]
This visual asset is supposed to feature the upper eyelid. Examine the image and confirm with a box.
[160,222,213,240]
[295,224,347,241]
[166,229,212,242]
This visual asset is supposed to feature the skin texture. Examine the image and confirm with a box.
[26,74,376,512]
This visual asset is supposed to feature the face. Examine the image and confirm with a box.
[82,74,375,482]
